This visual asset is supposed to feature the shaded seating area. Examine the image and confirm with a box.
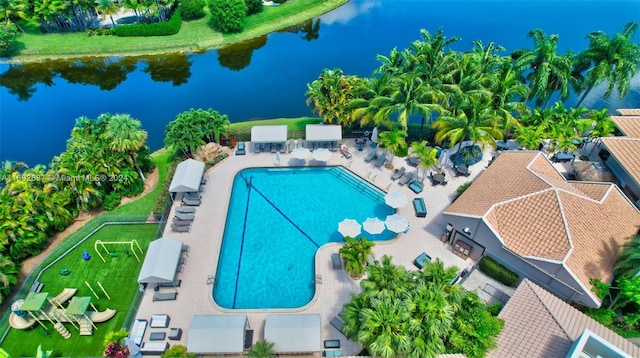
[306,124,342,152]
[265,314,321,354]
[251,125,288,153]
[138,237,183,300]
[169,159,205,201]
[187,315,249,355]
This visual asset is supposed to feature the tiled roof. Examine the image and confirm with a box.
[617,108,640,116]
[610,116,640,137]
[601,137,640,186]
[489,279,640,357]
[446,151,640,294]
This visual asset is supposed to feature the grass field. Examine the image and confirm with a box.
[8,0,349,62]
[1,223,158,357]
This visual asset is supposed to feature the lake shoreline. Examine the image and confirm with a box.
[0,0,349,64]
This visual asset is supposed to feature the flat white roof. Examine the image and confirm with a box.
[169,158,205,193]
[306,124,342,142]
[264,314,321,353]
[187,315,247,353]
[251,125,288,143]
[137,237,183,283]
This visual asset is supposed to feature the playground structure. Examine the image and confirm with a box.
[9,287,117,338]
[94,239,143,263]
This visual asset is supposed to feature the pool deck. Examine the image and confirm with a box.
[134,141,495,355]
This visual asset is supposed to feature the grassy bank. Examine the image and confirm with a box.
[7,0,349,63]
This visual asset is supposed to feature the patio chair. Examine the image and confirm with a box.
[183,192,200,200]
[150,314,171,328]
[263,143,271,153]
[331,253,341,270]
[182,197,200,206]
[330,316,345,335]
[140,342,169,355]
[236,141,245,155]
[173,217,192,226]
[374,152,387,167]
[339,146,352,159]
[175,212,195,221]
[399,172,414,185]
[391,167,406,180]
[254,143,260,153]
[364,150,377,162]
[129,319,147,346]
[288,139,295,153]
[171,224,190,233]
[413,252,431,269]
[175,206,195,214]
[408,180,424,194]
[271,144,277,153]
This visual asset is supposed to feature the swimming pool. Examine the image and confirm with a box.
[213,166,395,309]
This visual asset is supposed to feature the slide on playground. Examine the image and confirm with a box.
[88,308,117,323]
[51,288,78,305]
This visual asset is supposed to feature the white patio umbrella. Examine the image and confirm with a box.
[371,127,378,144]
[338,218,361,237]
[313,148,331,162]
[291,147,311,160]
[362,217,386,235]
[384,191,408,208]
[385,214,409,233]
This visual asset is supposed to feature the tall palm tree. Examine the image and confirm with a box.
[512,29,578,107]
[616,235,640,279]
[0,0,28,32]
[200,109,230,143]
[410,141,438,181]
[575,22,640,107]
[102,113,148,180]
[95,0,119,28]
[377,126,407,164]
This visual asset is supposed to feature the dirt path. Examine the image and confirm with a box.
[2,168,159,312]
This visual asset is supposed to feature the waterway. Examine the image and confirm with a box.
[1,0,639,165]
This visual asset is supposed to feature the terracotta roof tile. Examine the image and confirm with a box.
[611,116,640,137]
[488,190,569,261]
[600,137,640,186]
[617,108,640,116]
[446,151,640,296]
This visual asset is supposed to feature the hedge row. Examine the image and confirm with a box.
[479,256,519,287]
[114,10,182,37]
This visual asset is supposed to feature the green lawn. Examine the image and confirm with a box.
[8,0,349,62]
[1,223,158,357]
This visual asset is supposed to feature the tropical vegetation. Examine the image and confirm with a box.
[341,256,503,357]
[338,236,374,280]
[161,345,196,358]
[305,23,640,158]
[164,108,230,157]
[247,340,275,358]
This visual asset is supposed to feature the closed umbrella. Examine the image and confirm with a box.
[385,214,409,233]
[338,218,361,237]
[313,148,331,162]
[384,191,408,208]
[371,127,378,144]
[291,147,311,160]
[362,217,386,234]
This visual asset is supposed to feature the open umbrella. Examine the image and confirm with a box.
[312,148,331,162]
[362,217,386,235]
[384,191,408,208]
[291,147,311,160]
[338,218,361,237]
[385,214,409,233]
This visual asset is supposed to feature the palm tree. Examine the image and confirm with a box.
[616,235,640,279]
[410,141,438,181]
[306,68,363,126]
[358,297,413,358]
[95,0,119,28]
[377,126,407,165]
[339,237,374,280]
[102,113,148,180]
[512,29,578,107]
[0,254,18,302]
[201,109,230,143]
[248,340,275,358]
[575,22,640,107]
[361,255,410,299]
[515,126,545,150]
[0,0,28,32]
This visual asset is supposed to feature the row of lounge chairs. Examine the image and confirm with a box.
[172,204,197,232]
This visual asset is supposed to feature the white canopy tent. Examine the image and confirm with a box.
[187,315,248,354]
[137,237,183,283]
[169,159,205,193]
[305,124,342,142]
[264,314,321,354]
[251,125,288,144]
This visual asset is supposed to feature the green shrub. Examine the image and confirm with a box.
[584,307,617,326]
[208,0,247,33]
[245,0,263,15]
[487,301,503,316]
[179,0,206,20]
[479,256,519,287]
[114,10,182,37]
[454,182,472,201]
[152,159,179,216]
[102,192,122,211]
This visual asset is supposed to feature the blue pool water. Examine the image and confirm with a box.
[213,166,395,309]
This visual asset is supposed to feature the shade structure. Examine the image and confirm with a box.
[64,296,91,315]
[312,148,331,162]
[338,218,361,237]
[137,237,183,283]
[384,191,408,208]
[371,127,378,143]
[385,214,409,233]
[169,159,205,193]
[264,314,321,354]
[251,125,288,143]
[362,217,386,235]
[20,292,49,312]
[187,315,248,354]
[291,147,311,160]
[305,124,342,142]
